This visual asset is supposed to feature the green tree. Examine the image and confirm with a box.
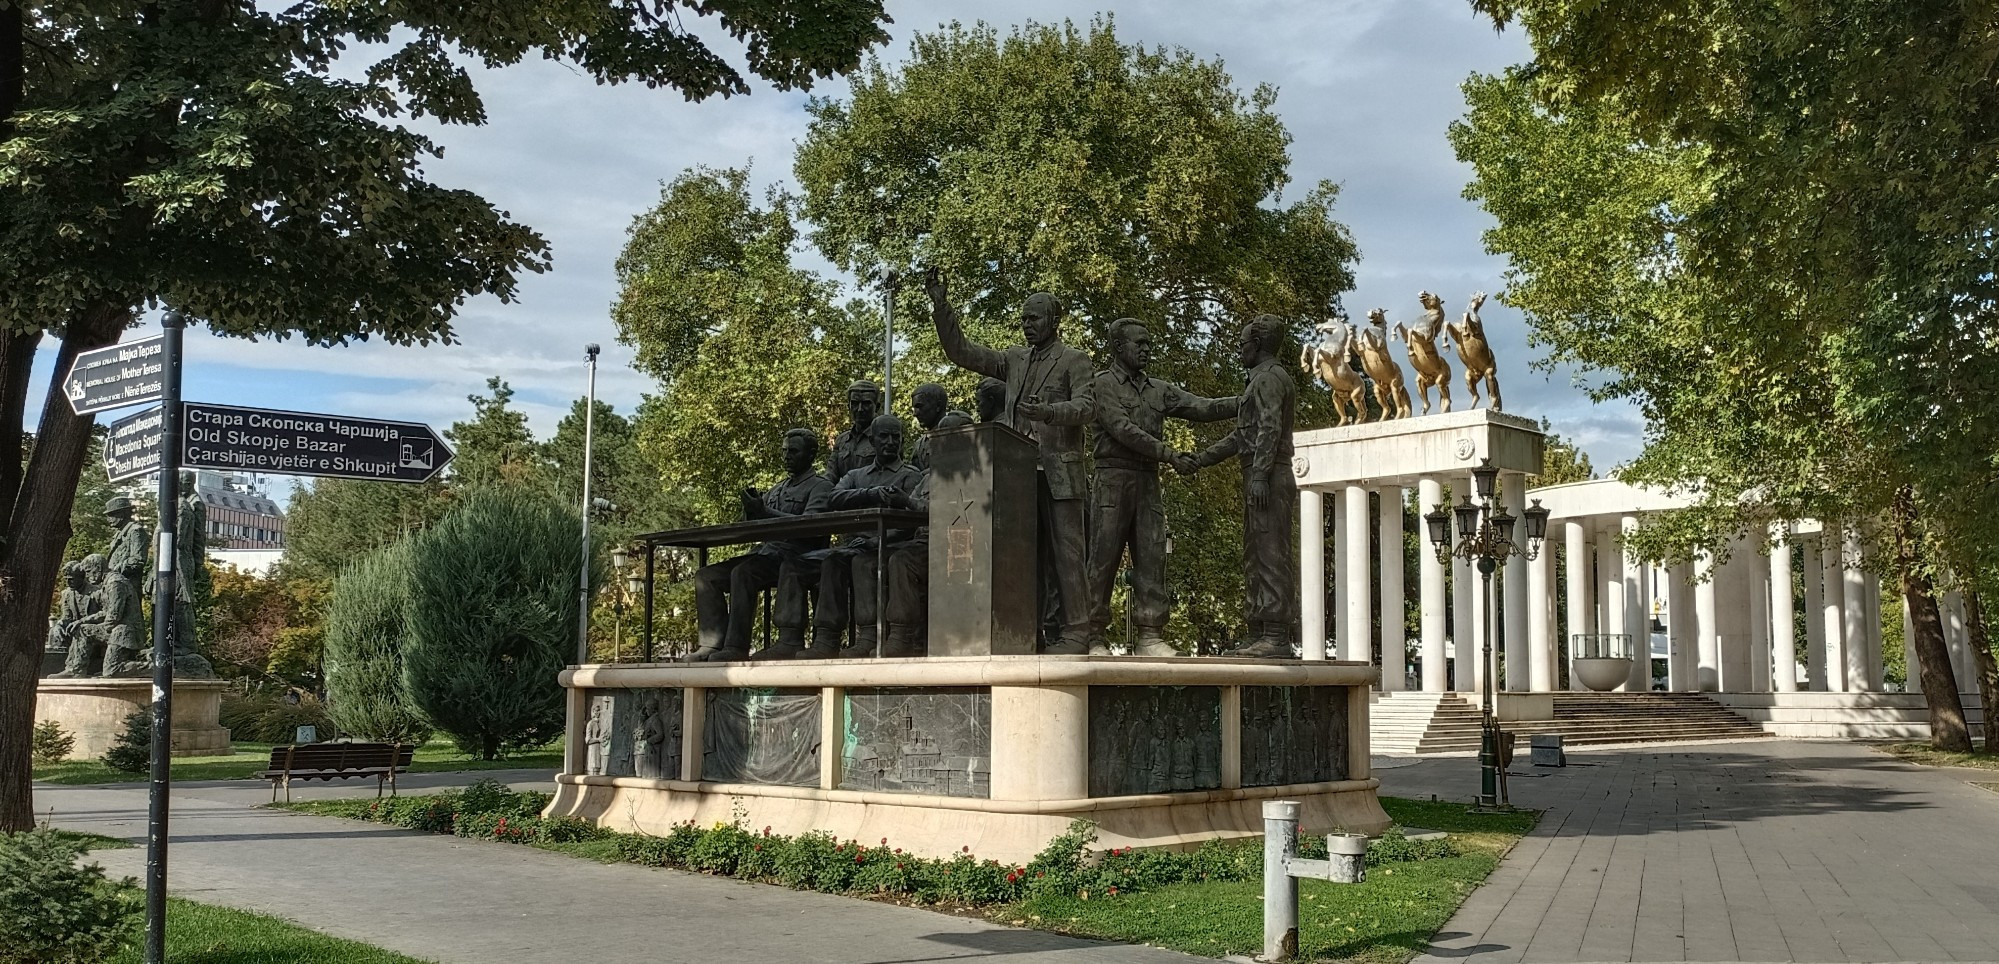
[0,0,893,829]
[1453,3,1992,748]
[615,167,873,521]
[402,488,592,759]
[447,377,547,491]
[323,543,431,745]
[1528,419,1595,488]
[282,479,451,582]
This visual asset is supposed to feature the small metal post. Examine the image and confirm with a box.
[1263,800,1300,962]
[144,313,186,964]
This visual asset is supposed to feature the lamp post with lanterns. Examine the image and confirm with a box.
[608,546,649,661]
[1424,458,1550,809]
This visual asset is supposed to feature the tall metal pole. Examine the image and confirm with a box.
[881,271,897,413]
[1478,556,1498,808]
[577,344,598,665]
[144,312,186,964]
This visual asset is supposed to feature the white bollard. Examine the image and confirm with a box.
[1263,800,1300,962]
[1327,832,1367,884]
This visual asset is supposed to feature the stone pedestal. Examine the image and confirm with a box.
[34,678,232,758]
[548,656,1390,864]
[926,422,1040,656]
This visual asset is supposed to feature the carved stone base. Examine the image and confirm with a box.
[34,678,233,759]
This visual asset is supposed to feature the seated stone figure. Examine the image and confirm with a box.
[49,556,105,678]
[85,554,147,677]
[775,415,922,659]
[688,428,833,662]
[881,411,971,657]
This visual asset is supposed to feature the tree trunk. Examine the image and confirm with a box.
[1892,491,1971,752]
[0,304,128,832]
[1965,591,1999,753]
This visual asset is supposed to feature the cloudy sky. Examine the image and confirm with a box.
[31,0,1644,478]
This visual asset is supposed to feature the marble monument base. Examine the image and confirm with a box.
[34,678,233,759]
[546,656,1390,865]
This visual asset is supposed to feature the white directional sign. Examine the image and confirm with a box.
[103,405,167,483]
[65,334,168,415]
[180,402,453,483]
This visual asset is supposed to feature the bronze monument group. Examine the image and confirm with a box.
[45,493,213,679]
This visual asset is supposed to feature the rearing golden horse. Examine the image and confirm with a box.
[1445,291,1502,410]
[1395,291,1453,415]
[1301,318,1367,426]
[1357,309,1412,421]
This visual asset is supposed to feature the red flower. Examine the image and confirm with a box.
[881,837,888,845]
[896,862,905,870]
[855,854,864,864]
[1108,886,1118,896]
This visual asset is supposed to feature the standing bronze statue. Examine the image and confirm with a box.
[1355,309,1412,421]
[1397,292,1454,415]
[1027,320,1236,656]
[785,415,922,658]
[1301,318,1365,426]
[906,382,948,471]
[104,496,147,583]
[690,429,834,662]
[1192,315,1299,659]
[1445,291,1502,410]
[924,269,1096,654]
[826,380,882,484]
[169,488,214,675]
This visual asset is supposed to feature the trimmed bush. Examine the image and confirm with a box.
[0,829,141,963]
[101,710,150,773]
[32,720,76,765]
[402,490,594,759]
[322,542,432,744]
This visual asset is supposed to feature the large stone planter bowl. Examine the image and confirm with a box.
[1572,657,1633,692]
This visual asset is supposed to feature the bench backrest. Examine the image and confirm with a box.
[265,742,415,772]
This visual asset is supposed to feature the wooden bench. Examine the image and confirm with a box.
[257,742,414,802]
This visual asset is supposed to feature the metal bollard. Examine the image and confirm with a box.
[1262,800,1300,962]
[1262,800,1368,962]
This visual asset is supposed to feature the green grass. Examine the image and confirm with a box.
[48,828,133,850]
[33,740,562,785]
[108,899,433,963]
[1881,741,1999,770]
[994,800,1534,964]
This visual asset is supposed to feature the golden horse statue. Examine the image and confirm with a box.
[1394,291,1453,414]
[1301,317,1367,426]
[1357,309,1413,421]
[1445,291,1502,410]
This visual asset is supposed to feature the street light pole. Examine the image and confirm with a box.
[1425,459,1549,811]
[577,344,598,665]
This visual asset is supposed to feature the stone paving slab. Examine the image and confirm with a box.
[36,775,1195,964]
[1393,741,1999,964]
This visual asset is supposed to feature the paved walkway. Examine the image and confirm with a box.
[37,772,1194,964]
[1385,741,1999,964]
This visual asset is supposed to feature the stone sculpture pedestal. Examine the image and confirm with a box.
[546,656,1390,864]
[34,678,232,759]
[926,422,1040,656]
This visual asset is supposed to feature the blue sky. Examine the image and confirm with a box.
[28,0,1645,480]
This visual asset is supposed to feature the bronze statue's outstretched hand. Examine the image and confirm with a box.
[1248,477,1270,510]
[923,265,948,305]
[1170,452,1200,477]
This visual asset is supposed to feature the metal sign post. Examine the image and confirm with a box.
[142,315,185,964]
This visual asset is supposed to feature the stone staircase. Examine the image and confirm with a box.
[1372,691,1773,754]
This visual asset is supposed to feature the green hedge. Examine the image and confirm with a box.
[301,780,1458,905]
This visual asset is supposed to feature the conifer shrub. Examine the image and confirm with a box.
[322,542,432,744]
[0,829,141,963]
[101,710,151,773]
[32,720,76,765]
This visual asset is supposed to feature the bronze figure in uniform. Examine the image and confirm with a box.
[1192,315,1300,658]
[825,380,882,485]
[924,268,1096,654]
[689,429,834,662]
[781,415,923,658]
[906,382,948,471]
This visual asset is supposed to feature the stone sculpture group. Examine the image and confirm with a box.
[686,270,1305,661]
[45,494,213,679]
[1303,291,1505,424]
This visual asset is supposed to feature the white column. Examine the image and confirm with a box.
[1862,570,1884,691]
[1528,528,1554,692]
[1620,515,1647,691]
[1343,485,1371,665]
[1667,560,1695,691]
[1770,527,1798,692]
[1453,550,1475,691]
[1300,489,1326,661]
[1332,494,1348,660]
[1749,552,1772,692]
[1842,530,1870,691]
[1505,478,1531,691]
[1563,521,1590,692]
[1599,522,1626,688]
[1378,485,1405,691]
[1419,478,1448,692]
[1802,537,1826,690]
[1944,591,1971,695]
[1695,552,1719,691]
[1716,544,1754,692]
[1821,528,1848,691]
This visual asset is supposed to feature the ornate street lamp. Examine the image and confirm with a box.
[1426,459,1550,808]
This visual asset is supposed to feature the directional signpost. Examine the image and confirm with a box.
[180,402,453,483]
[64,322,452,964]
[64,333,168,416]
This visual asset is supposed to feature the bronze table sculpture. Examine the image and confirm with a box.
[690,429,834,662]
[1193,315,1300,658]
[925,268,1096,654]
[1027,320,1236,656]
[789,415,923,658]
